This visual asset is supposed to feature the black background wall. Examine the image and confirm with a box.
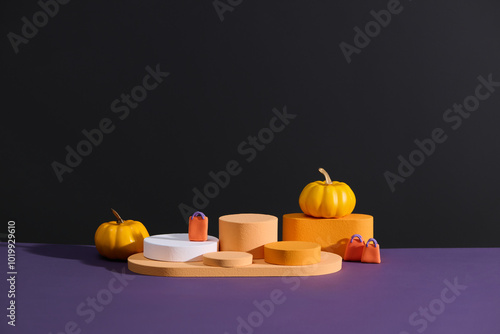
[2,0,500,248]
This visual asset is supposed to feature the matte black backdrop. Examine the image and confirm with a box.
[2,0,500,248]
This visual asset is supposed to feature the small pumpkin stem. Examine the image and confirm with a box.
[111,208,124,224]
[318,168,333,185]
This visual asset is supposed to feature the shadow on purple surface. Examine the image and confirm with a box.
[24,243,141,275]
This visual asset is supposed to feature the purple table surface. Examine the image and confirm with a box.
[1,243,499,334]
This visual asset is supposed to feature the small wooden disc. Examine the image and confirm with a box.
[264,241,321,266]
[203,251,253,268]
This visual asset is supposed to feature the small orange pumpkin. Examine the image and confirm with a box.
[94,209,149,260]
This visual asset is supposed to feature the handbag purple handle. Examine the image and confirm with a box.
[366,238,378,247]
[350,234,363,243]
[191,211,206,220]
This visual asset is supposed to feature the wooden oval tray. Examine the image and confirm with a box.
[128,251,342,277]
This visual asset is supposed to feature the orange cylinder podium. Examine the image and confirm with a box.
[219,213,278,259]
[282,213,373,258]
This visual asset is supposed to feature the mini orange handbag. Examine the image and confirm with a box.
[344,234,365,261]
[361,238,381,264]
[188,211,208,241]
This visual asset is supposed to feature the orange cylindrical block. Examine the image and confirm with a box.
[283,213,373,258]
[188,212,208,241]
[219,213,278,259]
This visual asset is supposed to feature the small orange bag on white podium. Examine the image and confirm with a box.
[188,211,208,241]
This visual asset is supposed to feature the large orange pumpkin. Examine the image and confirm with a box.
[299,168,356,218]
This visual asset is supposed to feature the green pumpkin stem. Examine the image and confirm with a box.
[318,168,333,185]
[111,208,125,224]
